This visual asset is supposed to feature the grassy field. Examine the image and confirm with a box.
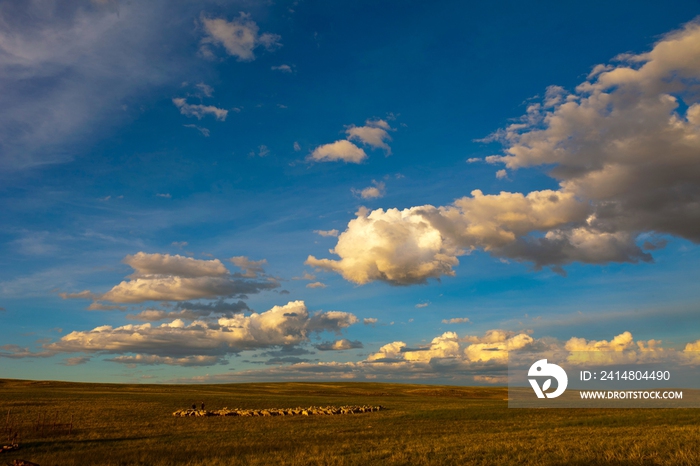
[0,379,698,465]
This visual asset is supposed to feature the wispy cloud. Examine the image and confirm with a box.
[173,98,228,121]
[199,13,281,61]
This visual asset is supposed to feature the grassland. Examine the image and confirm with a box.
[1,379,698,465]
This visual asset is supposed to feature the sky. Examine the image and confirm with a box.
[1,0,700,384]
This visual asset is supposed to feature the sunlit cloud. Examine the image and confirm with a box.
[199,13,281,61]
[310,22,700,284]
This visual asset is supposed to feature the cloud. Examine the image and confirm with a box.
[685,340,700,352]
[345,119,393,154]
[0,345,51,359]
[156,193,172,198]
[199,13,281,62]
[183,124,210,137]
[363,318,377,325]
[309,20,700,284]
[124,252,229,278]
[169,330,700,384]
[0,1,199,169]
[315,339,363,351]
[442,317,470,324]
[353,181,386,199]
[126,300,250,321]
[230,256,267,277]
[314,229,339,237]
[565,331,635,352]
[248,145,269,157]
[173,98,228,121]
[309,140,367,163]
[271,64,293,73]
[292,272,316,281]
[87,302,126,311]
[293,141,301,151]
[61,252,278,304]
[46,301,357,366]
[463,330,534,362]
[107,354,225,367]
[415,302,430,308]
[306,206,460,285]
[195,82,213,97]
[306,282,327,289]
[61,356,90,366]
[495,169,508,180]
[564,332,666,365]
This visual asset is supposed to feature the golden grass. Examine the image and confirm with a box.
[1,379,698,465]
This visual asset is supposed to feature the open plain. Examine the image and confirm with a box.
[1,379,699,466]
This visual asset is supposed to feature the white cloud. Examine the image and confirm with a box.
[314,229,339,237]
[363,318,377,325]
[0,2,198,169]
[173,98,228,121]
[442,317,470,324]
[200,13,281,62]
[310,21,700,284]
[183,124,210,137]
[415,302,430,308]
[306,206,459,285]
[346,119,393,154]
[46,301,357,365]
[271,64,293,73]
[353,181,386,199]
[60,252,278,304]
[306,282,327,289]
[309,140,367,163]
[293,141,301,151]
[495,169,508,180]
[156,193,171,198]
[195,83,213,97]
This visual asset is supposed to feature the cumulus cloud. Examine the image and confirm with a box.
[353,181,386,199]
[564,332,667,365]
[306,282,327,289]
[46,301,357,366]
[309,140,367,163]
[315,339,363,351]
[363,318,378,325]
[127,300,250,321]
[308,118,396,164]
[306,206,460,285]
[61,252,278,304]
[173,98,228,121]
[346,119,393,154]
[199,13,280,61]
[308,22,700,283]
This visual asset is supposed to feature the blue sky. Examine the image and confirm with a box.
[1,0,699,384]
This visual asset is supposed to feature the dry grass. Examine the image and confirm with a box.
[1,379,698,465]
